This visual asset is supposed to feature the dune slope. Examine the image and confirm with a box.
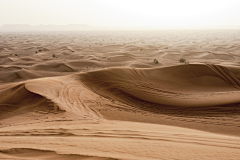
[1,64,240,136]
[80,64,240,107]
[1,30,240,159]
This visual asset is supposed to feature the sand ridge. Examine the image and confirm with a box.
[0,30,240,159]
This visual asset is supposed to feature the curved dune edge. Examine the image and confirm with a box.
[1,63,240,122]
[79,63,240,107]
[0,83,55,120]
[24,78,103,120]
[0,78,103,121]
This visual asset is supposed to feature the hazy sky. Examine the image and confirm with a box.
[1,0,240,28]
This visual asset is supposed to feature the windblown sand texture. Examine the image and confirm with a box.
[0,30,240,159]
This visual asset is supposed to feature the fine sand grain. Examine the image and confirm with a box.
[0,30,240,159]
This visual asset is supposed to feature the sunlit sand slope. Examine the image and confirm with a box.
[1,64,240,131]
[0,121,239,160]
[80,64,240,107]
[1,64,240,159]
[2,64,240,121]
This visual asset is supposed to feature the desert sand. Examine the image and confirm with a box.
[0,30,240,159]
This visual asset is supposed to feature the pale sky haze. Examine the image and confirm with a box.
[1,0,240,29]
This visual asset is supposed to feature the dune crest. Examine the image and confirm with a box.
[80,64,240,107]
[0,78,103,122]
[1,64,240,119]
[1,30,240,159]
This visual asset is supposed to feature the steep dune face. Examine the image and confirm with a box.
[25,77,103,119]
[79,64,240,107]
[0,84,53,120]
[0,76,103,122]
[1,64,240,129]
[3,63,239,122]
[1,63,240,135]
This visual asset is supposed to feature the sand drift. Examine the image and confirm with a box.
[1,64,240,122]
[1,30,240,159]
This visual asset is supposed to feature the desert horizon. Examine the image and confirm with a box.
[1,24,240,32]
[1,0,240,160]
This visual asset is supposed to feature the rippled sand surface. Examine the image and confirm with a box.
[1,30,240,160]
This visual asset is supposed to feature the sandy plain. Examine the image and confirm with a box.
[0,30,240,159]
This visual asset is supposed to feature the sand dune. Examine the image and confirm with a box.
[80,64,240,107]
[1,64,240,135]
[33,62,76,72]
[1,30,240,159]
